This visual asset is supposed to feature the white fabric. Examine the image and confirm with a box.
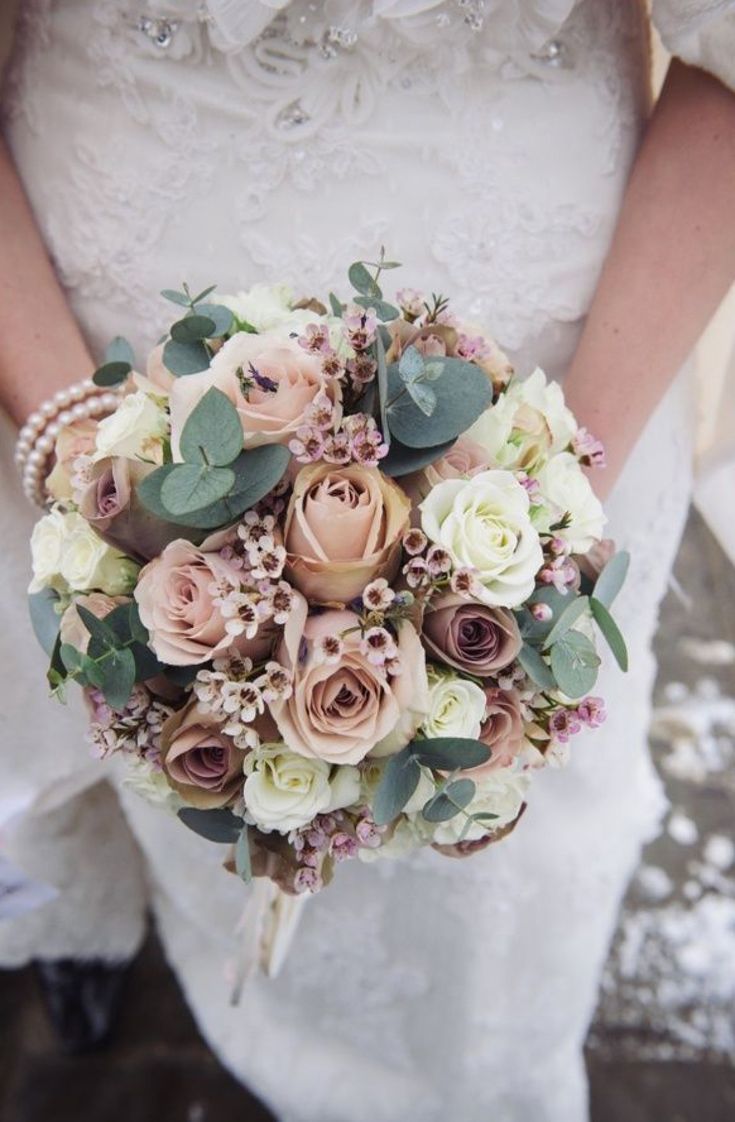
[0,0,721,1117]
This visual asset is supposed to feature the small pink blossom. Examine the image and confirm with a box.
[396,287,425,318]
[363,578,395,612]
[573,427,606,468]
[294,867,323,894]
[312,634,345,665]
[297,322,333,355]
[359,626,398,666]
[402,528,428,556]
[530,601,553,623]
[343,305,378,351]
[577,696,607,728]
[549,708,582,743]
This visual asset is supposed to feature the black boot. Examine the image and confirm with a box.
[33,957,131,1054]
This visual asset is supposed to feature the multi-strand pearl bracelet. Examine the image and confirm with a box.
[15,378,122,507]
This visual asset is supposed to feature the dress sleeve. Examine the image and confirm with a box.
[651,0,735,92]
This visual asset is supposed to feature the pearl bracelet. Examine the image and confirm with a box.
[15,379,122,508]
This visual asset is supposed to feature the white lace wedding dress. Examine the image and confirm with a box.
[2,2,734,1119]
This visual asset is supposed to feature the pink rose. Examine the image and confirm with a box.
[168,333,341,457]
[160,700,244,809]
[270,596,429,765]
[284,463,411,606]
[422,593,522,677]
[473,687,525,774]
[134,539,274,666]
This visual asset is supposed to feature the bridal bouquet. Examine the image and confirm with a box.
[27,252,629,895]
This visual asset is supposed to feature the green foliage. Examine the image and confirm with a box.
[177,807,244,844]
[385,356,492,448]
[196,303,234,337]
[593,550,630,608]
[549,629,600,698]
[380,436,456,477]
[329,292,345,317]
[353,295,400,322]
[170,314,217,344]
[590,597,629,671]
[179,387,244,466]
[517,642,557,690]
[348,262,381,298]
[410,737,491,771]
[543,595,589,648]
[372,747,421,826]
[93,336,135,387]
[235,828,253,883]
[28,588,61,658]
[160,464,236,516]
[162,338,210,376]
[422,778,476,823]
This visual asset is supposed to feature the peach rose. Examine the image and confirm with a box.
[160,700,244,809]
[59,592,125,653]
[134,539,274,666]
[473,687,525,775]
[284,463,411,606]
[168,333,340,457]
[270,597,429,765]
[422,593,522,678]
[45,418,99,502]
[402,435,492,510]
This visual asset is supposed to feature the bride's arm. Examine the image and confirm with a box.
[0,134,94,427]
[563,60,735,499]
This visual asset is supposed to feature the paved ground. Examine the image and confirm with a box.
[1,508,734,1121]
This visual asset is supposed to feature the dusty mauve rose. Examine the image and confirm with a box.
[80,458,196,562]
[270,596,429,765]
[168,333,341,456]
[422,593,522,677]
[284,463,411,606]
[134,539,274,666]
[59,592,125,653]
[45,418,99,502]
[473,687,525,774]
[160,700,244,809]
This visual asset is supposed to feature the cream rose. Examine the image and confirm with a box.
[59,513,138,594]
[469,368,576,473]
[425,767,529,845]
[134,539,274,666]
[422,669,487,741]
[219,284,317,335]
[420,470,543,608]
[535,452,606,552]
[29,508,69,594]
[92,391,168,463]
[45,417,99,502]
[270,597,429,765]
[243,743,360,834]
[160,700,244,809]
[284,463,411,606]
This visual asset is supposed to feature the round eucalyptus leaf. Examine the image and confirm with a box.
[163,338,210,376]
[195,303,234,338]
[549,630,600,699]
[411,737,490,771]
[171,314,217,344]
[161,464,235,516]
[380,436,456,477]
[179,386,243,466]
[422,778,476,823]
[372,748,420,826]
[348,261,381,297]
[386,357,492,448]
[93,361,131,387]
[178,807,243,844]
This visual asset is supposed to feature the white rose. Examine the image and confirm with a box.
[244,742,343,834]
[324,764,362,814]
[469,368,576,473]
[93,391,167,463]
[58,512,137,594]
[426,767,530,845]
[422,669,487,740]
[219,284,316,336]
[535,452,606,552]
[29,508,68,593]
[420,470,544,608]
[122,757,182,812]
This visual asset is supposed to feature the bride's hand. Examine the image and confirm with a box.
[562,60,735,502]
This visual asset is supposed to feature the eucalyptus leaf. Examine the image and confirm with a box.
[590,597,629,671]
[593,550,630,609]
[386,357,492,448]
[406,381,436,417]
[329,292,345,317]
[517,642,557,690]
[28,589,61,658]
[372,748,420,826]
[550,630,600,699]
[410,737,490,771]
[179,387,243,466]
[521,587,572,643]
[195,303,234,338]
[163,338,210,376]
[354,295,399,321]
[235,828,253,883]
[398,345,424,383]
[177,807,243,844]
[190,284,218,305]
[348,261,381,298]
[544,595,589,649]
[59,643,82,674]
[422,778,476,823]
[161,288,191,307]
[374,329,390,448]
[77,604,119,652]
[171,314,217,344]
[380,436,456,478]
[160,463,235,516]
[97,646,136,710]
[93,361,131,388]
